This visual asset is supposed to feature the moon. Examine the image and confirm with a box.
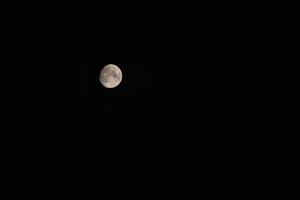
[99,64,122,88]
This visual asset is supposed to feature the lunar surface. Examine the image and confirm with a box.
[99,64,122,88]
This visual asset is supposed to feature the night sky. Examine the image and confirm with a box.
[78,19,256,138]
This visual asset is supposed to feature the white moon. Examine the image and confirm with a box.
[99,64,122,88]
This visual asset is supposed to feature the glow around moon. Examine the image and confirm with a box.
[99,64,122,88]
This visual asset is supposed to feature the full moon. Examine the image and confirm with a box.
[99,64,122,88]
